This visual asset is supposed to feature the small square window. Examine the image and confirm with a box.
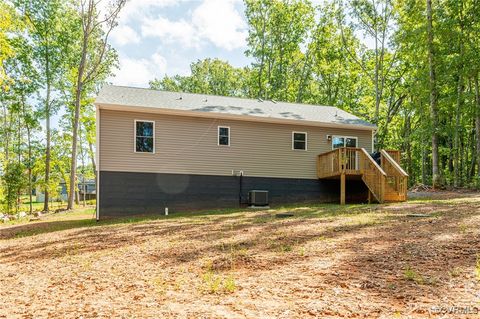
[293,132,307,150]
[135,121,154,153]
[218,126,230,146]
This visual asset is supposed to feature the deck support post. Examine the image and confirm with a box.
[340,173,346,205]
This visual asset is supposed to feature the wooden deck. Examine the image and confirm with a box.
[317,147,408,204]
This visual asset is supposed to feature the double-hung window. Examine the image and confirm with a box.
[292,132,307,150]
[135,120,154,153]
[218,126,230,146]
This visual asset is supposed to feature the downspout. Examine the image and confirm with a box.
[95,105,100,222]
[238,170,244,207]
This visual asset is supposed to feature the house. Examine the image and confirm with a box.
[78,179,96,201]
[35,179,96,203]
[95,85,407,220]
[35,183,68,203]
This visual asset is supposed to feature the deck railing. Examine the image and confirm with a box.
[317,148,341,178]
[317,147,387,202]
[317,147,361,178]
[380,150,408,202]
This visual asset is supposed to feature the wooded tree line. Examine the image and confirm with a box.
[151,0,480,190]
[0,0,124,214]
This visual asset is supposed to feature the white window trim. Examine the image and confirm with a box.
[218,126,230,147]
[331,135,358,149]
[134,120,155,154]
[292,131,308,151]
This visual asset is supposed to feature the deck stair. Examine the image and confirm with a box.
[317,147,408,204]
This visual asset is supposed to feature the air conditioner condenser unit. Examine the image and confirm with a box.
[248,190,269,207]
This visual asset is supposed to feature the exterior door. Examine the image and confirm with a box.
[332,136,358,170]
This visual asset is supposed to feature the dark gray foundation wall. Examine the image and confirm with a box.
[99,171,368,218]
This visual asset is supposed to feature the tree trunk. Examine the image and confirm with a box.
[22,95,33,215]
[475,74,480,187]
[67,85,82,210]
[422,145,427,185]
[374,18,379,124]
[27,132,32,215]
[296,48,311,103]
[404,113,413,179]
[257,10,267,99]
[426,0,440,188]
[454,9,464,187]
[67,26,89,210]
[3,103,9,162]
[43,80,51,212]
[88,140,96,174]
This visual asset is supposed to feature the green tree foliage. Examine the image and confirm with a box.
[66,0,124,210]
[150,58,252,97]
[0,0,121,214]
[14,0,78,211]
[0,1,20,88]
[245,0,314,101]
[1,162,27,214]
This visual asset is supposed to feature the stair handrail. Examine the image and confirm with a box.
[380,150,408,177]
[360,148,387,176]
[359,148,387,203]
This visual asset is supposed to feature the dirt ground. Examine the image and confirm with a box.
[1,192,480,318]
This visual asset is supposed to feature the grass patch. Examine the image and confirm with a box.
[449,267,462,278]
[459,224,469,234]
[404,266,424,284]
[476,255,480,281]
[1,202,392,240]
[200,271,237,294]
[403,266,437,285]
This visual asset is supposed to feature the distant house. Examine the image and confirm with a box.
[36,179,96,203]
[95,85,407,220]
[35,183,68,203]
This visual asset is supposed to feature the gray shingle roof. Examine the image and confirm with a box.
[96,85,375,130]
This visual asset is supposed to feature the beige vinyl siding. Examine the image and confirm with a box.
[99,109,373,179]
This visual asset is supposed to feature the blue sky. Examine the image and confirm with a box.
[108,0,253,87]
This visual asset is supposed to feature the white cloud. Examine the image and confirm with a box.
[119,0,184,21]
[110,25,140,46]
[152,52,167,72]
[111,52,168,87]
[107,0,184,46]
[138,0,247,50]
[192,0,247,50]
[141,17,199,48]
[107,0,249,86]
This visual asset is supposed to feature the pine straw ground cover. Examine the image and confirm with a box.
[1,193,480,318]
